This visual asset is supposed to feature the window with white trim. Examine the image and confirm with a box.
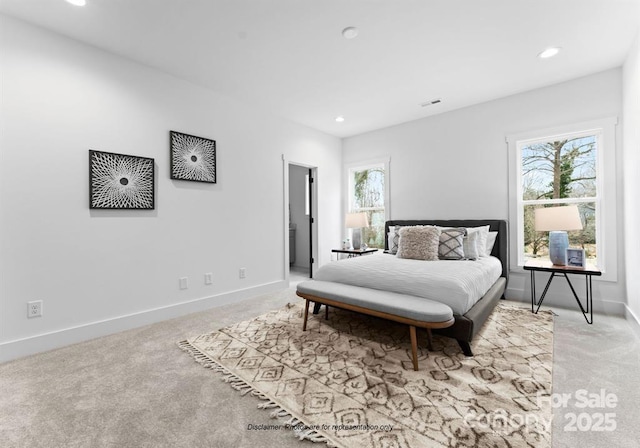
[347,160,389,249]
[508,118,617,279]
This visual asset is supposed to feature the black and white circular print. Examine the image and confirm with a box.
[170,131,216,183]
[89,150,155,209]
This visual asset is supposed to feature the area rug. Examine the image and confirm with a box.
[179,301,553,448]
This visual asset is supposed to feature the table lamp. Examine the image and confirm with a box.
[345,212,369,250]
[534,205,583,265]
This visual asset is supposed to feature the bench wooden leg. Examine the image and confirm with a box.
[303,299,310,331]
[426,328,433,351]
[409,325,419,371]
[325,304,329,320]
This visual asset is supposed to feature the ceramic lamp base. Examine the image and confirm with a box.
[548,231,569,265]
[352,229,362,250]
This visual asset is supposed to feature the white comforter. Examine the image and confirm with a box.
[314,253,502,315]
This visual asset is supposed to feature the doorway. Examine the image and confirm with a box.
[288,163,315,282]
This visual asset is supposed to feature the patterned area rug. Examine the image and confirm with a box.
[179,302,553,447]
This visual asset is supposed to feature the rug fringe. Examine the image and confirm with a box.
[294,428,338,447]
[270,408,292,419]
[284,416,301,426]
[257,401,280,409]
[177,339,338,447]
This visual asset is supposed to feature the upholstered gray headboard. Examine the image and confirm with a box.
[384,219,509,282]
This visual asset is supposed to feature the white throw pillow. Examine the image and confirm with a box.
[466,225,490,258]
[462,230,481,260]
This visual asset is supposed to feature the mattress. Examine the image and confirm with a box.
[314,253,503,315]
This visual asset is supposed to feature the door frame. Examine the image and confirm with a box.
[283,157,318,283]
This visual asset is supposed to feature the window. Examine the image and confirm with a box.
[520,133,598,263]
[347,159,390,249]
[508,118,617,279]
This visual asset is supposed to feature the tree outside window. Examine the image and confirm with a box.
[349,164,386,249]
[519,133,598,264]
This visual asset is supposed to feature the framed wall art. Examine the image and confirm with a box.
[170,131,216,183]
[89,150,155,209]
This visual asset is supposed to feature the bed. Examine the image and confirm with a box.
[313,219,508,356]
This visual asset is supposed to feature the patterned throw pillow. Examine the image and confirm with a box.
[438,228,465,260]
[396,226,441,261]
[388,225,402,254]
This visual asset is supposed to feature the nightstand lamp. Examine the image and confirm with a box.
[534,205,583,266]
[345,212,369,250]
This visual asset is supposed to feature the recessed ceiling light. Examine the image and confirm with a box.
[538,47,561,59]
[335,116,345,123]
[342,27,358,39]
[66,0,86,5]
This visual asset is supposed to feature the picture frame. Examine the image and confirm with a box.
[170,131,216,183]
[89,150,155,209]
[566,248,585,268]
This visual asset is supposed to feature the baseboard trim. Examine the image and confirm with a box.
[505,286,628,315]
[0,280,287,364]
[505,286,527,302]
[505,285,640,338]
[624,304,640,339]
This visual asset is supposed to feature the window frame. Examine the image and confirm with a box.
[507,117,617,281]
[345,157,391,247]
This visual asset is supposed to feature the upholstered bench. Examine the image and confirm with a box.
[296,280,455,371]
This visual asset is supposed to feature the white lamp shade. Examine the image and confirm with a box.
[534,206,583,231]
[345,212,369,228]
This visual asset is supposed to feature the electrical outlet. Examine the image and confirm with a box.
[179,277,189,290]
[204,273,213,285]
[239,268,246,279]
[28,300,42,318]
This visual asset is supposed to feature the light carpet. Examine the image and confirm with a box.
[179,302,553,448]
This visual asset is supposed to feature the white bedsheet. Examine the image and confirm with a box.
[314,254,502,315]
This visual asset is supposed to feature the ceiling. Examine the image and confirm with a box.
[1,0,639,138]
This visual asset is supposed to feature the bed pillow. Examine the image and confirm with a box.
[466,225,490,258]
[485,231,498,257]
[388,225,402,254]
[389,226,399,253]
[396,226,441,261]
[438,227,466,260]
[462,230,481,260]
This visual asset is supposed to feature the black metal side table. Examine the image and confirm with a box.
[524,260,601,324]
[311,248,379,314]
[331,248,378,260]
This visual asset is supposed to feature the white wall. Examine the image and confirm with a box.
[343,69,627,313]
[0,15,341,361]
[623,31,640,327]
